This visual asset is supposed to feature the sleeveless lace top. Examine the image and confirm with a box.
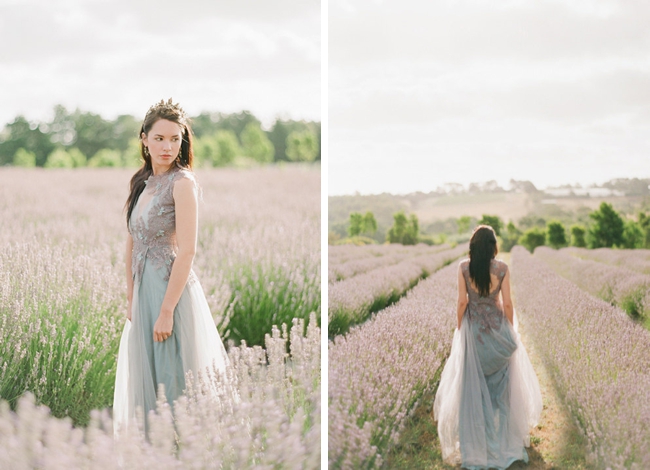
[460,258,508,343]
[129,164,197,284]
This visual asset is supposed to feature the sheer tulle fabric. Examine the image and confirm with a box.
[434,311,542,469]
[113,259,230,436]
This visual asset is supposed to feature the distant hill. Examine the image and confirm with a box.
[329,178,650,241]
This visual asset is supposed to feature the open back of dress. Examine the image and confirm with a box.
[433,259,542,469]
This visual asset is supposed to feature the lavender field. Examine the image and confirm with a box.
[0,166,320,467]
[329,262,458,468]
[329,242,650,469]
[535,246,650,327]
[328,243,467,336]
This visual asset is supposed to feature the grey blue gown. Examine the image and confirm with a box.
[434,259,542,469]
[113,164,230,436]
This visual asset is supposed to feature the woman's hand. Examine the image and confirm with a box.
[154,309,174,342]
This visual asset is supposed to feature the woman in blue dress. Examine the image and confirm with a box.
[113,99,230,436]
[434,225,542,468]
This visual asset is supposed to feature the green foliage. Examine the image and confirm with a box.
[45,148,75,168]
[268,120,321,162]
[621,219,644,249]
[0,105,320,167]
[478,214,503,236]
[500,221,522,252]
[45,147,86,168]
[547,220,567,249]
[73,110,114,159]
[214,130,242,166]
[196,130,243,167]
[286,130,318,162]
[331,235,377,246]
[348,212,363,237]
[636,212,650,248]
[362,211,378,236]
[218,262,320,348]
[87,149,122,167]
[570,225,587,247]
[12,148,36,167]
[68,147,87,167]
[588,202,624,248]
[387,211,419,245]
[348,211,378,238]
[0,115,54,166]
[520,227,546,253]
[240,122,274,163]
[122,138,143,167]
[457,215,471,234]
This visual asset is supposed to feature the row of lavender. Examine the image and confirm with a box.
[328,244,467,336]
[564,247,650,275]
[534,246,650,325]
[512,247,650,468]
[0,315,320,469]
[328,262,458,469]
[328,243,432,266]
[328,244,451,283]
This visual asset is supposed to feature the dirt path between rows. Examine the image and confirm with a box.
[385,254,588,469]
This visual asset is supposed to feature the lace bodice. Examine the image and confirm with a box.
[460,258,508,343]
[129,164,197,284]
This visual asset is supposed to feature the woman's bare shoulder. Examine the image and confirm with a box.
[493,258,509,276]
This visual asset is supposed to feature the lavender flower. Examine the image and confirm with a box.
[512,246,650,468]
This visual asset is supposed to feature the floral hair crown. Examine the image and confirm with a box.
[144,98,188,123]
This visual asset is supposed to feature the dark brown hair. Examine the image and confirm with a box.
[468,225,498,297]
[125,99,194,226]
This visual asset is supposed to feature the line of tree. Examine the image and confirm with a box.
[475,202,650,252]
[0,105,320,168]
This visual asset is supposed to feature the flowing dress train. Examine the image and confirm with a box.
[113,164,230,436]
[434,259,542,469]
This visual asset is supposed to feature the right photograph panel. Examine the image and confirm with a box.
[328,1,650,468]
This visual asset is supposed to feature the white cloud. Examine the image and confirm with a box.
[0,0,320,126]
[329,0,650,194]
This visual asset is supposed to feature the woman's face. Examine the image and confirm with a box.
[142,118,183,169]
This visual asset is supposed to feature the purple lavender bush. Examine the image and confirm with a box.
[564,247,650,275]
[535,246,650,325]
[328,244,467,337]
[328,244,451,283]
[512,246,650,468]
[329,262,458,468]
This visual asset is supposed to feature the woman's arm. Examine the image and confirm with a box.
[457,265,468,329]
[125,232,134,321]
[500,267,514,325]
[153,177,198,342]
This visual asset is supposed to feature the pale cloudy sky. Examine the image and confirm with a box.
[0,0,320,127]
[329,0,650,195]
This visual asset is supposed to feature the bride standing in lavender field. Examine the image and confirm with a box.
[113,98,230,436]
[434,225,542,469]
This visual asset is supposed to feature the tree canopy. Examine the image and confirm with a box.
[0,106,320,168]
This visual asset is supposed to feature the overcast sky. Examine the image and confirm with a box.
[329,0,650,195]
[0,0,320,128]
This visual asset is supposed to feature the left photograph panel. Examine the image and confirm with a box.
[0,1,321,468]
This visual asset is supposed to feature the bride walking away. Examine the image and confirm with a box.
[113,98,230,436]
[434,225,542,468]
